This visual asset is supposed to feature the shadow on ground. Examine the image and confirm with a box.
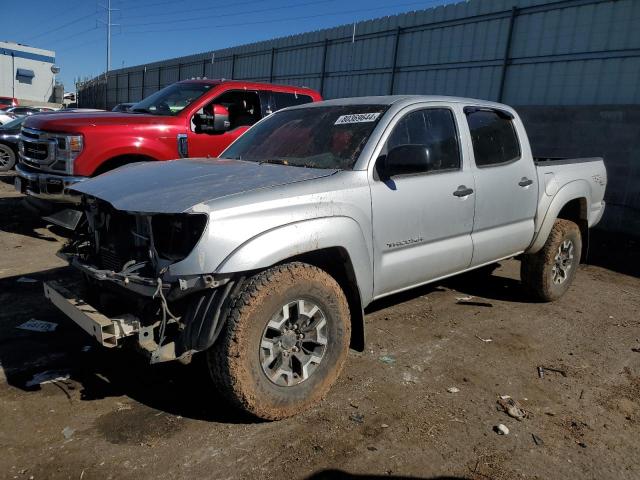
[586,228,640,278]
[306,472,467,480]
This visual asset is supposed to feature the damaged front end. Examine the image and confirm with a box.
[49,195,235,364]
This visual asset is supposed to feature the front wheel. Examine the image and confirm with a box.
[207,262,351,420]
[521,219,582,302]
[0,144,16,171]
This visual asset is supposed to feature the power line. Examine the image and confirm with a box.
[22,11,96,43]
[123,0,447,34]
[125,0,282,20]
[121,0,341,27]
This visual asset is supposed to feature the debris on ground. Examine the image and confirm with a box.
[62,426,75,440]
[447,387,460,393]
[379,355,396,365]
[532,433,544,446]
[381,424,389,428]
[25,370,71,388]
[497,397,529,421]
[456,296,473,301]
[475,335,493,343]
[16,276,38,283]
[349,413,365,424]
[632,348,640,353]
[494,424,509,435]
[538,366,568,377]
[16,319,58,333]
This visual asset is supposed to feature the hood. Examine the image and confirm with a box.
[72,158,338,213]
[23,112,170,132]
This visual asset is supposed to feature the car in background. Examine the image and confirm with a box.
[0,110,15,125]
[0,116,25,171]
[16,79,322,207]
[6,106,56,116]
[0,97,18,109]
[111,102,134,112]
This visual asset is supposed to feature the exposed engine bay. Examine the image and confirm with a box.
[55,195,236,363]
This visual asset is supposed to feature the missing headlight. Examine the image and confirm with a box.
[151,213,207,262]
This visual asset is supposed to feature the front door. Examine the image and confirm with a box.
[370,106,475,298]
[188,89,262,158]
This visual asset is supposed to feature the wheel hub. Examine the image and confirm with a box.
[260,299,328,387]
[552,239,574,285]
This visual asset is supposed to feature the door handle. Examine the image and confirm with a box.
[453,185,474,197]
[518,177,533,187]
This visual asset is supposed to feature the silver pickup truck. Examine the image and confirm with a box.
[45,95,606,420]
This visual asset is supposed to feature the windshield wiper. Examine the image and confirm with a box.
[258,159,289,166]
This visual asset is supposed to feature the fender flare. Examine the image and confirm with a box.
[527,180,590,253]
[215,216,374,306]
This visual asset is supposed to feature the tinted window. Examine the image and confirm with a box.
[386,108,461,171]
[209,90,261,129]
[466,110,520,166]
[272,92,313,110]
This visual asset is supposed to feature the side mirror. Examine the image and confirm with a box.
[378,144,432,178]
[194,104,230,134]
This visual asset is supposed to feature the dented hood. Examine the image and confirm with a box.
[71,158,337,213]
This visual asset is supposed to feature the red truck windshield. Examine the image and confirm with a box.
[130,83,214,116]
[221,105,388,170]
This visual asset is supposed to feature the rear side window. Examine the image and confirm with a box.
[465,109,520,167]
[386,108,461,171]
[272,92,313,110]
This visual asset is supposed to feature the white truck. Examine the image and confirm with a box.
[46,95,606,420]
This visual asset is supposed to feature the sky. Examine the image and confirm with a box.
[3,0,455,91]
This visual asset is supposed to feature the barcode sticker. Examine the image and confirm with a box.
[334,112,381,125]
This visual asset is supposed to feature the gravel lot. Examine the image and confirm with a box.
[0,172,639,480]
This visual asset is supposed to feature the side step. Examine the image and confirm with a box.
[43,281,140,348]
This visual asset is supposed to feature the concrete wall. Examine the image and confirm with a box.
[0,42,56,103]
[517,105,640,235]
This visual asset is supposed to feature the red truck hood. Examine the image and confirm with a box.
[23,112,175,133]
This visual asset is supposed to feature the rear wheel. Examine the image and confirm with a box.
[207,262,351,420]
[0,144,15,171]
[521,219,582,302]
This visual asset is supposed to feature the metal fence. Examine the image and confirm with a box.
[77,0,640,110]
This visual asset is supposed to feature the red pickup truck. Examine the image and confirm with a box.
[15,80,322,206]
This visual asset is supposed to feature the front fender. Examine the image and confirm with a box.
[527,180,590,253]
[216,216,374,305]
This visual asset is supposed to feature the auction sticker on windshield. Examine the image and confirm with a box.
[334,112,381,125]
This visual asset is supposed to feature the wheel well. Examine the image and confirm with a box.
[557,197,589,261]
[92,154,156,176]
[282,247,365,352]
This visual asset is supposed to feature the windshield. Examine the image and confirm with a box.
[130,83,213,116]
[1,116,26,129]
[221,105,388,170]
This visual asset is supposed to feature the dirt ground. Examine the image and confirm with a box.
[0,172,639,480]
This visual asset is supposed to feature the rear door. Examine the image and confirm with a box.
[370,104,475,298]
[463,107,538,266]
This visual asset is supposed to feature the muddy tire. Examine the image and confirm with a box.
[207,262,351,420]
[521,219,582,302]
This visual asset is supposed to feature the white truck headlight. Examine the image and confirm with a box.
[54,134,83,174]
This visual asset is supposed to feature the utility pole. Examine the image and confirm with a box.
[98,0,119,73]
[98,0,119,109]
